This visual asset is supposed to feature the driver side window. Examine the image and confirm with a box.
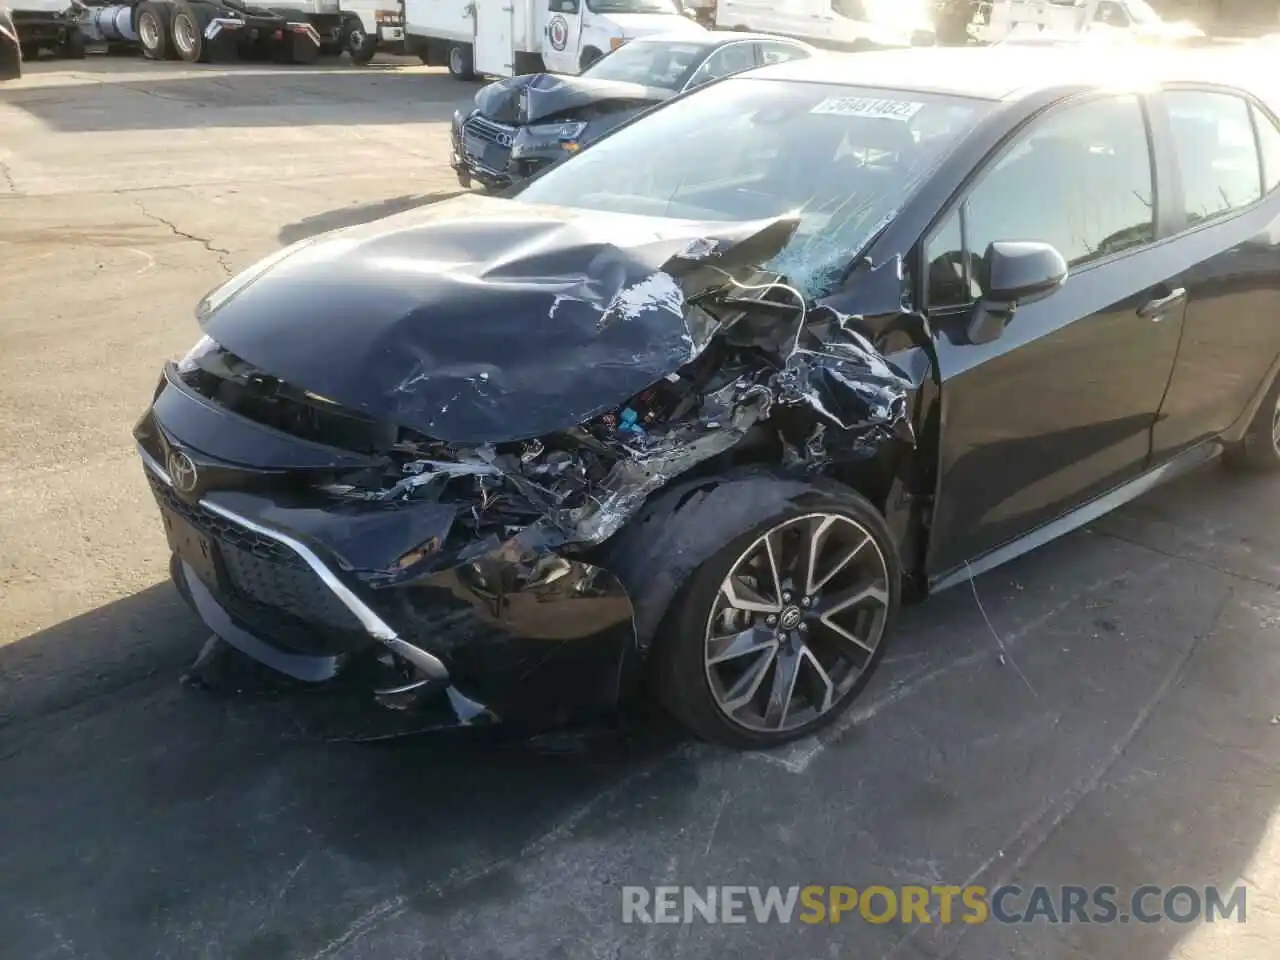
[549,0,578,12]
[687,43,757,88]
[926,94,1155,309]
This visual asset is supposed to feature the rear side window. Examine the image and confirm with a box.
[1165,90,1262,225]
[1252,102,1280,193]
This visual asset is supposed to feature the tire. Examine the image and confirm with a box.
[136,1,177,61]
[61,29,87,59]
[340,13,377,64]
[446,42,473,80]
[653,487,901,749]
[578,46,602,71]
[1223,372,1280,473]
[20,41,39,61]
[170,2,214,62]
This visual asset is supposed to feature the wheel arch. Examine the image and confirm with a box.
[592,465,881,655]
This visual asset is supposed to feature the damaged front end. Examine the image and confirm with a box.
[136,195,919,732]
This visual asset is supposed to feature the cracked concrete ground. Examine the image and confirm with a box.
[1,57,1278,960]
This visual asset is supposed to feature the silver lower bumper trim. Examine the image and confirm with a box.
[139,442,449,682]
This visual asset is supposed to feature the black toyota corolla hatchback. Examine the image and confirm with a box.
[136,46,1280,748]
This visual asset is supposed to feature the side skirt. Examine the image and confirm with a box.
[929,439,1223,594]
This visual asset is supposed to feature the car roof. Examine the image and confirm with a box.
[748,43,1274,103]
[629,31,814,50]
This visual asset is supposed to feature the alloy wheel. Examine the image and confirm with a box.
[174,14,196,55]
[139,11,160,49]
[449,46,465,75]
[702,513,891,735]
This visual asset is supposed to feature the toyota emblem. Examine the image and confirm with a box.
[496,132,513,147]
[167,450,199,495]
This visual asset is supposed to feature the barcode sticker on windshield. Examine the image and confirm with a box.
[809,97,924,120]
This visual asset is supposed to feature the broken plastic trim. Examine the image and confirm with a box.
[139,442,496,724]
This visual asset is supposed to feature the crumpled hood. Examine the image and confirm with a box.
[197,192,799,444]
[473,72,671,125]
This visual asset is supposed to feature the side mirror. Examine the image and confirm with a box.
[967,240,1067,345]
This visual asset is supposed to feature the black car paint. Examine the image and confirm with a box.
[861,82,1280,583]
[138,67,1280,734]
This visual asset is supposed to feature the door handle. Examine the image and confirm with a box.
[1137,287,1186,320]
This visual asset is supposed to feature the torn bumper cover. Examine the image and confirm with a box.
[136,193,917,728]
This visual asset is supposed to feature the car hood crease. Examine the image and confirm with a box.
[197,193,802,443]
[473,73,671,125]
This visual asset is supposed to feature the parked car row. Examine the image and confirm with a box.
[140,42,1280,748]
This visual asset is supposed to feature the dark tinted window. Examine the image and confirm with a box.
[924,210,976,308]
[1166,90,1261,225]
[687,42,758,87]
[1251,102,1280,193]
[964,95,1155,285]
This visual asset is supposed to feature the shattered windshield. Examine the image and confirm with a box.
[515,78,989,296]
[581,40,709,89]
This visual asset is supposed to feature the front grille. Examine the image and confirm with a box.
[464,115,516,146]
[147,471,369,652]
[148,470,298,568]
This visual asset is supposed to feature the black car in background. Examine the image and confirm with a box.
[1,6,22,78]
[137,46,1280,749]
[450,31,814,188]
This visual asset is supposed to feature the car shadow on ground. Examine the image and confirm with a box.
[277,190,469,244]
[1,60,469,132]
[0,467,1276,960]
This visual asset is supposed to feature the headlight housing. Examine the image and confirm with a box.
[526,120,587,141]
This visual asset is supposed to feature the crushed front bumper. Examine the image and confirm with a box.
[450,114,571,190]
[135,385,638,730]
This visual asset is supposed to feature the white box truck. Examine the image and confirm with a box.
[402,0,707,80]
[714,0,937,50]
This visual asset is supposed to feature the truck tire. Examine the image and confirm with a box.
[20,41,39,61]
[446,42,473,80]
[170,1,215,62]
[340,13,377,64]
[136,1,178,60]
[579,46,602,70]
[61,29,87,59]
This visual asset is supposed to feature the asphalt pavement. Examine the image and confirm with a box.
[0,56,1277,960]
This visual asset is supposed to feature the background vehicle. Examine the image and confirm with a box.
[135,46,1280,750]
[77,0,348,62]
[403,0,707,81]
[970,0,1205,44]
[338,0,400,61]
[10,0,85,59]
[450,32,814,188]
[715,0,937,49]
[0,5,21,76]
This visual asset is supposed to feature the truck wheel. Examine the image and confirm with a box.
[340,13,377,64]
[579,46,602,71]
[136,1,177,61]
[446,42,473,80]
[20,42,39,61]
[61,30,87,59]
[170,2,215,62]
